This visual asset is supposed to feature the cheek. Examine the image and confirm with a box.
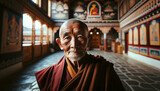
[61,41,70,51]
[79,39,88,47]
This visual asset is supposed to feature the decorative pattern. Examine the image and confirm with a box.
[129,46,133,51]
[140,47,148,55]
[133,46,139,53]
[130,0,135,8]
[102,1,118,20]
[51,1,69,20]
[149,48,160,59]
[73,1,86,20]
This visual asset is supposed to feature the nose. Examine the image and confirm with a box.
[70,36,77,48]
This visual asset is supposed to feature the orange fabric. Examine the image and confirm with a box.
[61,55,125,91]
[66,58,77,78]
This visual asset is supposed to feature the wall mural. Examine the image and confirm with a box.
[1,10,22,54]
[129,29,132,44]
[127,18,160,60]
[73,1,87,20]
[51,1,69,20]
[140,23,147,45]
[149,19,160,46]
[140,47,148,55]
[133,46,139,53]
[102,1,118,20]
[129,46,133,51]
[134,27,138,45]
[149,48,160,59]
[89,2,99,15]
[87,1,102,20]
[51,1,118,20]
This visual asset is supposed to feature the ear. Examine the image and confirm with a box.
[56,38,63,50]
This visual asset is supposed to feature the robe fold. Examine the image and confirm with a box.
[35,54,125,91]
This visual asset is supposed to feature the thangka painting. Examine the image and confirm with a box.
[134,27,138,45]
[140,24,147,45]
[149,48,160,59]
[0,10,22,54]
[133,46,139,53]
[87,1,102,20]
[140,47,148,56]
[129,29,133,44]
[89,2,99,15]
[129,46,133,51]
[149,19,160,46]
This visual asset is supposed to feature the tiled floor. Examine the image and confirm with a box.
[1,50,160,91]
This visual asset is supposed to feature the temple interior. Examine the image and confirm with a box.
[0,0,160,90]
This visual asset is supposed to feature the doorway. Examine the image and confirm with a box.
[89,28,103,49]
[107,27,118,51]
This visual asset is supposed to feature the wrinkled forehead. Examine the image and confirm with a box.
[59,20,88,37]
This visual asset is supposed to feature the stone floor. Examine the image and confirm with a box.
[1,50,160,91]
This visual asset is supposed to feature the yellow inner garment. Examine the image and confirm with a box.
[66,58,78,78]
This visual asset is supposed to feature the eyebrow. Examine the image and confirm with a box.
[62,32,71,37]
[77,31,85,35]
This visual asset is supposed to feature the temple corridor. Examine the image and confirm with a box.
[1,50,160,91]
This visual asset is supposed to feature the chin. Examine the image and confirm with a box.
[67,54,85,61]
[68,56,83,61]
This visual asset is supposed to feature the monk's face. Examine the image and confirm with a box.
[57,20,89,61]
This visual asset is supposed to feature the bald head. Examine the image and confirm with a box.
[59,19,88,38]
[56,19,89,61]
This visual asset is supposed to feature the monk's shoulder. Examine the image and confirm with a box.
[35,59,63,76]
[36,56,65,75]
[87,53,113,65]
[35,64,55,77]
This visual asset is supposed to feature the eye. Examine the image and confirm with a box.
[64,36,71,40]
[77,35,85,40]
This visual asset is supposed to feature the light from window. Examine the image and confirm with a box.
[23,14,32,46]
[43,24,47,44]
[35,20,41,45]
[32,0,37,4]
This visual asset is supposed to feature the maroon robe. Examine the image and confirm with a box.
[35,54,125,91]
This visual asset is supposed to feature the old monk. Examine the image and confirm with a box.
[35,19,125,91]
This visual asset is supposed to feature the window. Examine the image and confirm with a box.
[42,24,47,44]
[32,0,41,7]
[35,20,41,45]
[32,0,37,4]
[23,13,32,46]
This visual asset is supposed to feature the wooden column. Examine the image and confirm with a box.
[31,19,35,46]
[48,0,51,17]
[31,18,36,59]
[46,26,49,45]
[40,23,43,46]
[50,28,53,44]
[40,23,43,56]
